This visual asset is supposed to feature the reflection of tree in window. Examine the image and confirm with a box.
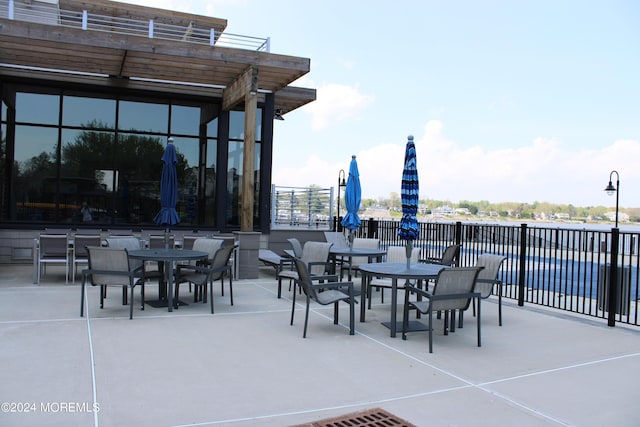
[55,121,189,224]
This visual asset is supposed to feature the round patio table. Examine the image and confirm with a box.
[128,249,207,312]
[359,262,446,337]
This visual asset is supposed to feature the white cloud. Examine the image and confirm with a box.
[272,120,640,207]
[303,83,374,130]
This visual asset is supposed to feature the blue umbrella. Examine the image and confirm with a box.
[154,138,180,227]
[341,155,361,246]
[398,135,419,266]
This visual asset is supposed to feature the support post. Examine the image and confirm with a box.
[608,227,619,326]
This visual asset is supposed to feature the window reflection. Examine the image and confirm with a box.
[16,93,59,125]
[171,105,200,136]
[119,100,168,133]
[171,136,199,225]
[14,125,59,222]
[61,129,115,223]
[4,88,265,229]
[63,96,116,128]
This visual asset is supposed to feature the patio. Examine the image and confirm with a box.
[0,263,638,427]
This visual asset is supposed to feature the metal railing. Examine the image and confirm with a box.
[1,0,270,51]
[344,218,639,327]
[271,185,334,230]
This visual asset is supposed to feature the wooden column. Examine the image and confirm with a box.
[242,89,257,231]
[222,65,259,231]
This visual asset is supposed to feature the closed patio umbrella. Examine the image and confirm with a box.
[154,138,180,243]
[398,135,419,267]
[341,155,361,247]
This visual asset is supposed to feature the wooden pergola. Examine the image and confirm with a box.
[0,0,316,230]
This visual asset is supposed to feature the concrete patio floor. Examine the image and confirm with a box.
[0,263,639,427]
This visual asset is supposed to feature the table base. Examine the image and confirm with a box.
[381,320,429,333]
[146,299,189,308]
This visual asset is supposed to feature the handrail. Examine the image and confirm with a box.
[347,218,640,327]
[0,0,270,51]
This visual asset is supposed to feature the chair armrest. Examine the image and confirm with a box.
[309,280,354,297]
[309,273,339,282]
[405,283,433,299]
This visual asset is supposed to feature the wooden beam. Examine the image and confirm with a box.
[222,65,258,111]
[241,90,258,231]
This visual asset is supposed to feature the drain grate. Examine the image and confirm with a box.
[292,407,417,427]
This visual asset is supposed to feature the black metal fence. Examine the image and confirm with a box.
[341,218,639,327]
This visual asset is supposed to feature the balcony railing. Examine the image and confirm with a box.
[1,0,270,51]
[271,185,333,230]
[342,218,639,327]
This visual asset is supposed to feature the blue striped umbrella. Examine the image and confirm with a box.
[341,155,361,245]
[154,139,180,227]
[398,136,419,264]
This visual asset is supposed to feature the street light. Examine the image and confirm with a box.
[604,170,620,228]
[337,169,346,231]
[603,170,621,327]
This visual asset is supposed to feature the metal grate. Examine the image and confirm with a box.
[292,408,417,427]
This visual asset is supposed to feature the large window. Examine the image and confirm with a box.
[1,85,267,231]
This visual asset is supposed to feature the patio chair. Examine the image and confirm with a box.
[368,245,420,307]
[174,237,223,299]
[423,244,461,267]
[80,246,145,319]
[287,237,303,257]
[290,256,355,338]
[182,233,213,250]
[71,234,102,284]
[105,237,160,302]
[324,231,349,274]
[277,241,332,298]
[343,237,380,279]
[36,234,70,284]
[472,254,508,326]
[175,243,234,314]
[402,266,482,353]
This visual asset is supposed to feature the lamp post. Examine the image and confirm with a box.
[337,169,346,231]
[603,170,620,327]
[604,170,620,228]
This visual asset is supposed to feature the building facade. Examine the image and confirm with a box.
[0,0,315,234]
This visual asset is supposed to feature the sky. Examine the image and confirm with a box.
[121,0,639,208]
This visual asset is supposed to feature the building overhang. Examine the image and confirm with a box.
[0,0,316,114]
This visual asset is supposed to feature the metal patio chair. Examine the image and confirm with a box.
[402,266,482,353]
[290,256,355,338]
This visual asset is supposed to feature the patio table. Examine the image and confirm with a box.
[128,249,207,312]
[329,246,387,281]
[359,262,445,337]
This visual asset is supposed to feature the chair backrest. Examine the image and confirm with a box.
[105,237,143,269]
[385,246,420,263]
[182,234,212,250]
[441,244,461,266]
[39,234,69,259]
[86,246,132,286]
[287,238,303,257]
[209,245,235,280]
[351,238,380,268]
[474,254,507,298]
[324,232,348,249]
[192,238,223,261]
[73,235,102,258]
[301,241,332,276]
[148,235,175,249]
[431,267,482,312]
[292,256,321,301]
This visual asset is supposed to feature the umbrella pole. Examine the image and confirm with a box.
[164,227,170,249]
[348,230,354,249]
[405,240,413,269]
